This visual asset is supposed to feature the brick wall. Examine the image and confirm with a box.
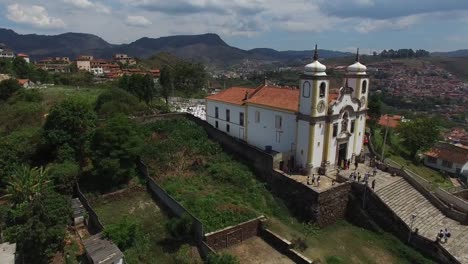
[204,216,264,251]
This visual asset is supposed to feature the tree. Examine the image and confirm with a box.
[172,62,207,97]
[103,217,138,250]
[43,98,96,163]
[95,88,145,118]
[0,78,21,101]
[397,118,440,159]
[47,161,79,194]
[4,188,70,264]
[367,94,382,128]
[2,166,50,205]
[90,115,143,188]
[159,66,173,104]
[141,74,156,105]
[12,57,30,79]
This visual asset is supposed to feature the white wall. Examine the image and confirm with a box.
[246,105,296,153]
[296,120,310,169]
[206,100,246,140]
[424,157,465,175]
[310,121,325,168]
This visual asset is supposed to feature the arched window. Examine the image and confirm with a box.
[319,82,326,98]
[362,80,367,94]
[341,112,349,133]
[302,81,311,98]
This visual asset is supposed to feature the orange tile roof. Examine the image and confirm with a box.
[17,53,28,57]
[425,143,468,164]
[207,85,342,111]
[206,87,255,105]
[245,86,299,112]
[378,114,401,128]
[18,79,29,85]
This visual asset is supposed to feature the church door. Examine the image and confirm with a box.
[337,143,348,168]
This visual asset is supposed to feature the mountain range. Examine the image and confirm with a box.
[0,28,351,68]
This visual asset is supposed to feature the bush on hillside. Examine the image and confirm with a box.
[95,88,147,118]
[206,253,240,264]
[48,161,79,194]
[166,214,193,240]
[0,79,21,101]
[103,217,139,250]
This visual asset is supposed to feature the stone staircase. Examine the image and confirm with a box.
[375,177,468,263]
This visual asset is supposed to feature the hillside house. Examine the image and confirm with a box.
[206,47,369,175]
[424,142,468,183]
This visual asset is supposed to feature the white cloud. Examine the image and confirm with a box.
[7,4,66,29]
[355,14,422,33]
[62,0,111,14]
[125,16,152,27]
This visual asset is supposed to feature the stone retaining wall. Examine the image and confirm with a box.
[258,228,313,264]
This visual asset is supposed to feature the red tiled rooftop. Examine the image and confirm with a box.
[425,143,468,164]
[378,114,402,128]
[206,87,255,105]
[246,86,299,112]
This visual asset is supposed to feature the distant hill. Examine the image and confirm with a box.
[0,28,352,69]
[432,50,468,57]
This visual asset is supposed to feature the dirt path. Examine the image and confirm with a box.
[221,237,294,264]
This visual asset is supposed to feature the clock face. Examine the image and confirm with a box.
[360,96,366,106]
[317,100,326,113]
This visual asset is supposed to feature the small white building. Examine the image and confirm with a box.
[91,66,104,76]
[424,142,468,182]
[206,47,369,175]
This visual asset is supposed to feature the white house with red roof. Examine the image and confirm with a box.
[424,142,468,182]
[206,47,370,175]
[16,53,30,63]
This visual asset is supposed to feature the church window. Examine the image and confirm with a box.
[215,107,219,118]
[350,120,355,133]
[332,123,338,137]
[319,82,326,98]
[341,112,349,133]
[276,131,281,143]
[362,80,367,94]
[275,115,282,129]
[215,121,218,128]
[239,112,244,126]
[255,111,261,123]
[226,124,230,132]
[226,109,230,122]
[302,81,311,98]
[317,142,320,147]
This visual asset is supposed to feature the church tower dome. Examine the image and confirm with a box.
[304,45,326,76]
[347,48,367,75]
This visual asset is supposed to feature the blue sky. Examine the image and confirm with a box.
[1,0,468,52]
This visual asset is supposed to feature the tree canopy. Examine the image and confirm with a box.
[43,98,97,162]
[90,115,143,188]
[397,118,440,158]
[0,78,21,101]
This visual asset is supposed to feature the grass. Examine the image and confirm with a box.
[41,85,106,110]
[141,118,433,263]
[268,220,432,264]
[91,187,202,264]
[372,128,452,189]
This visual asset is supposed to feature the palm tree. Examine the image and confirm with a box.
[2,165,50,205]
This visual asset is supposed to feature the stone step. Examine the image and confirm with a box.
[376,179,407,197]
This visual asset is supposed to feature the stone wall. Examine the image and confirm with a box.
[204,216,265,251]
[348,183,460,264]
[258,227,313,264]
[317,183,352,227]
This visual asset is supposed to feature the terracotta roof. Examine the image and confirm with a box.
[206,87,255,105]
[207,85,342,111]
[17,53,28,57]
[17,79,29,85]
[246,86,299,112]
[425,143,468,164]
[378,114,402,128]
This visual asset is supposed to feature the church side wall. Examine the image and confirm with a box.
[206,100,246,140]
[296,120,310,169]
[311,121,325,168]
[246,105,296,153]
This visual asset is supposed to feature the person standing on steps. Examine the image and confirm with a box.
[373,166,378,176]
[371,179,376,190]
[355,160,359,170]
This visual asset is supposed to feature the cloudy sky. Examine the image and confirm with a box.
[1,0,468,52]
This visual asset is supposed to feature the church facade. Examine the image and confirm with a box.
[205,48,369,174]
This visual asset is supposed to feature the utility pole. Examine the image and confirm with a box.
[381,116,390,162]
[408,214,417,243]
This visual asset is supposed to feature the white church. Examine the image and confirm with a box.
[206,47,369,175]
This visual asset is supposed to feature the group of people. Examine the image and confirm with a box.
[308,174,321,187]
[348,166,378,190]
[341,159,360,170]
[436,228,451,244]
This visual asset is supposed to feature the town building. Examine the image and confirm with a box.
[16,53,30,63]
[206,47,369,174]
[113,54,136,65]
[424,142,468,183]
[0,45,14,59]
[378,114,405,128]
[76,56,92,71]
[35,57,71,72]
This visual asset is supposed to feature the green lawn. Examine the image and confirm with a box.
[372,128,452,189]
[91,188,202,264]
[41,85,106,109]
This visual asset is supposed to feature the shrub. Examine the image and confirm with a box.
[206,253,240,264]
[48,161,79,194]
[291,237,308,252]
[13,89,44,103]
[103,217,139,250]
[95,88,146,118]
[166,213,193,240]
[0,78,21,101]
[326,256,345,264]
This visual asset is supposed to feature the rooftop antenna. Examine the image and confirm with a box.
[355,48,360,62]
[313,44,319,61]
